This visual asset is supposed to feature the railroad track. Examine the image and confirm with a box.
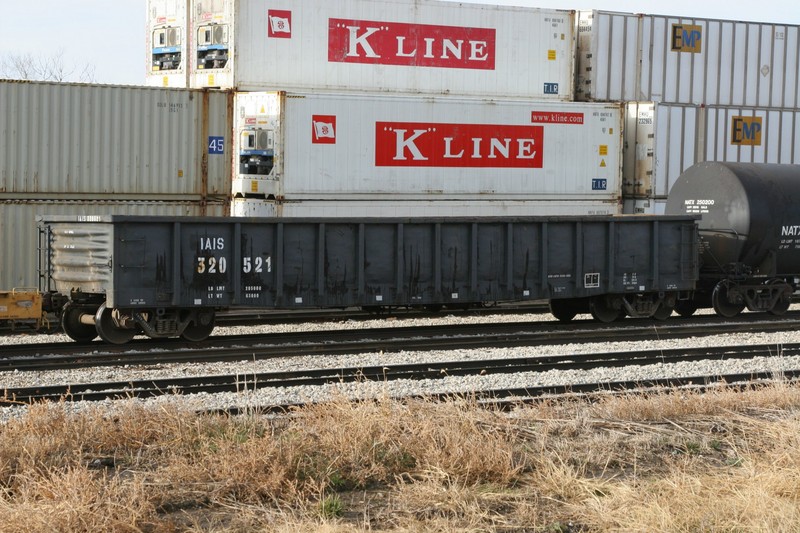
[1,342,796,406]
[2,313,800,372]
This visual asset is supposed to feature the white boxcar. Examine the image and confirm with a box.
[623,102,800,214]
[0,80,232,201]
[232,92,622,208]
[577,10,800,107]
[1,200,229,290]
[146,0,190,87]
[231,198,621,218]
[190,0,575,99]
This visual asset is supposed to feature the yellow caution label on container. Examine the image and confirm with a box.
[548,50,556,60]
[260,106,266,113]
[208,74,215,86]
[162,77,169,87]
[600,159,607,167]
[599,145,608,155]
[251,181,259,193]
[178,169,184,178]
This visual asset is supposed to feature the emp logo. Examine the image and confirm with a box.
[671,24,702,53]
[731,116,763,146]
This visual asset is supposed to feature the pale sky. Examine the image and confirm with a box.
[1,0,798,86]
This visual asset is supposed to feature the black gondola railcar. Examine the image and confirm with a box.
[39,215,699,343]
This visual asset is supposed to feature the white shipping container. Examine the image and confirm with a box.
[231,198,620,218]
[0,80,232,200]
[146,0,190,87]
[623,102,800,214]
[233,92,622,205]
[1,200,229,290]
[577,10,800,107]
[190,0,575,99]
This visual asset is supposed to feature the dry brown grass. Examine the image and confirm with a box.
[0,383,799,531]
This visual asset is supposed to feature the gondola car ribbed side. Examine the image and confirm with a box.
[39,215,700,343]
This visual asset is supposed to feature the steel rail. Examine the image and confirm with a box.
[2,342,795,405]
[1,314,799,373]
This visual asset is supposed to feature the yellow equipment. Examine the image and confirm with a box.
[0,288,45,330]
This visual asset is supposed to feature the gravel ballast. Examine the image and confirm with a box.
[1,309,799,420]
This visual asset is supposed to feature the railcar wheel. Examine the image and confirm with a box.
[652,303,674,321]
[674,300,697,317]
[548,299,579,322]
[95,303,136,345]
[767,280,792,316]
[180,312,215,342]
[590,296,621,323]
[712,281,745,318]
[61,302,98,343]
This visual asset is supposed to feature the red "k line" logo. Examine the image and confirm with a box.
[375,122,543,168]
[328,19,496,70]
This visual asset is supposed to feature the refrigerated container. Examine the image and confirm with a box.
[577,10,800,107]
[232,92,623,210]
[0,199,229,290]
[623,102,800,213]
[146,0,191,87]
[0,80,232,200]
[190,0,575,99]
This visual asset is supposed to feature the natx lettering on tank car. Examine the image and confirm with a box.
[38,215,699,343]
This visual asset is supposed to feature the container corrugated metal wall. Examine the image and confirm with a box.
[145,0,190,88]
[190,0,575,99]
[232,92,623,204]
[0,80,232,200]
[577,10,800,107]
[623,102,800,214]
[0,200,229,289]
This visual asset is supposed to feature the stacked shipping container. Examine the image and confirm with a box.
[576,10,800,107]
[146,0,191,88]
[187,0,575,99]
[143,0,800,217]
[0,80,232,288]
[623,103,800,214]
[231,92,622,217]
[577,10,800,212]
[150,0,625,217]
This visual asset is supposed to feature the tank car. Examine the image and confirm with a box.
[665,162,798,317]
[38,215,699,343]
